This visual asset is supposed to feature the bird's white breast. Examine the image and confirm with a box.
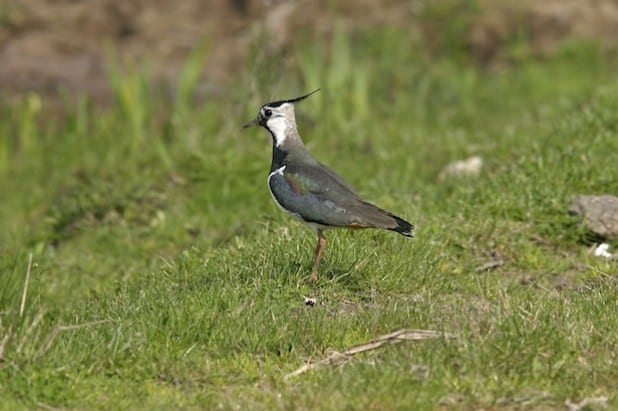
[267,165,292,215]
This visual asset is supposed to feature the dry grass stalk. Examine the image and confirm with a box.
[37,320,111,357]
[0,325,13,363]
[19,253,33,318]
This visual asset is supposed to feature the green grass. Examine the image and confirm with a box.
[1,23,617,410]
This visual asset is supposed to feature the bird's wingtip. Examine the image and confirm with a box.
[391,216,415,238]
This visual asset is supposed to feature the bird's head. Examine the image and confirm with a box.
[243,89,320,131]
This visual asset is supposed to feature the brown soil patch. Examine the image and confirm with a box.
[0,0,616,107]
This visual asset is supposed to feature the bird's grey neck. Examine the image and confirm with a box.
[268,127,313,172]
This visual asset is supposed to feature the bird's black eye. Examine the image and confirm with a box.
[264,109,272,117]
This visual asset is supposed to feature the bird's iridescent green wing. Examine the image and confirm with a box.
[284,163,360,200]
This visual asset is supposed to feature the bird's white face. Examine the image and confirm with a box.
[259,103,295,147]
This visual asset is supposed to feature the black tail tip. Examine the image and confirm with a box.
[391,216,414,238]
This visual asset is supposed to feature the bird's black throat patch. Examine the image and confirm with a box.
[270,145,288,173]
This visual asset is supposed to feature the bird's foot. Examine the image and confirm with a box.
[309,271,318,282]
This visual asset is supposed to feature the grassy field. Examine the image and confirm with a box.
[1,23,617,410]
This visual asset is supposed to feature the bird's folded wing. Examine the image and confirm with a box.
[270,164,395,228]
[283,163,360,201]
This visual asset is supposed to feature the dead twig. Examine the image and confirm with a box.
[285,328,453,379]
[36,401,61,411]
[475,259,504,272]
[565,396,608,411]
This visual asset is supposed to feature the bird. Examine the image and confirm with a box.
[244,90,414,281]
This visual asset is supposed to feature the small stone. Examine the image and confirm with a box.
[569,195,618,239]
[439,156,483,180]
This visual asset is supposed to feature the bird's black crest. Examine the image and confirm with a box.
[265,89,320,108]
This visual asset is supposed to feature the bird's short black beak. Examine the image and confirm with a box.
[243,118,260,129]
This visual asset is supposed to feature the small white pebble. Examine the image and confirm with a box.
[593,243,613,259]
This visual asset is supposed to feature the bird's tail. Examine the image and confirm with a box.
[389,215,414,238]
[353,200,414,238]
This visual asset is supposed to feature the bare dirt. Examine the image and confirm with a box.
[0,0,616,107]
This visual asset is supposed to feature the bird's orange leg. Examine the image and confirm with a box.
[310,230,327,282]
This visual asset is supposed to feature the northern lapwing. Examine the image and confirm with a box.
[244,90,414,281]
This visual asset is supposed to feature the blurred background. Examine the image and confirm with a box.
[1,0,617,107]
